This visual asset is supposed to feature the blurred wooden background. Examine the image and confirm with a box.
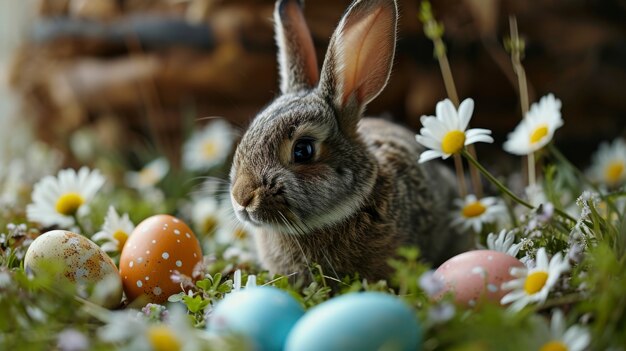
[8,0,626,167]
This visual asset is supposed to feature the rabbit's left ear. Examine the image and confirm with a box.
[320,0,397,113]
[275,0,319,94]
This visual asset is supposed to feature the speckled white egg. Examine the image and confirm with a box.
[24,230,122,308]
[119,214,203,303]
[285,292,422,351]
[434,250,525,307]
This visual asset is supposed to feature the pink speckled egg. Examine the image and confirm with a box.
[119,215,203,303]
[434,250,524,307]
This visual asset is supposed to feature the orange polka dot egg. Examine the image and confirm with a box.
[119,214,203,303]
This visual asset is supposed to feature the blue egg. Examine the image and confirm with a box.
[285,292,421,351]
[208,286,305,351]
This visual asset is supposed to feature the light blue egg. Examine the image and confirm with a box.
[285,292,421,351]
[208,286,304,351]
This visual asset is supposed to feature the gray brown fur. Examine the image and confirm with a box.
[229,0,468,282]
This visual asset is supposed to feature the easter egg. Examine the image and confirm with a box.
[434,250,525,307]
[285,292,421,351]
[24,230,122,308]
[119,214,202,303]
[209,287,305,351]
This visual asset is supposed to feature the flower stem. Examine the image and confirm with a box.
[453,153,468,197]
[462,150,533,209]
[72,213,88,235]
[548,144,600,193]
[507,16,537,191]
[528,151,536,187]
[434,38,483,198]
[536,293,585,311]
[467,145,483,197]
[462,149,577,223]
[418,2,483,197]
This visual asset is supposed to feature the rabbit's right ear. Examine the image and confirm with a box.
[275,0,319,94]
[319,0,397,132]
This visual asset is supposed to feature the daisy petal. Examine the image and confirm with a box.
[418,150,445,163]
[458,98,474,130]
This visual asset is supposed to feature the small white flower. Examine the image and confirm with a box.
[503,94,563,155]
[222,245,257,264]
[183,120,235,172]
[418,270,445,297]
[428,302,455,324]
[98,310,151,350]
[451,194,507,233]
[538,309,590,351]
[0,270,12,288]
[525,183,548,208]
[191,197,222,236]
[231,269,258,294]
[26,167,106,228]
[125,158,169,190]
[501,248,570,311]
[57,329,89,351]
[588,138,626,187]
[415,98,493,163]
[215,223,253,246]
[92,206,135,253]
[487,229,521,257]
[99,306,204,351]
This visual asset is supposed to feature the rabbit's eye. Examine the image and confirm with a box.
[293,139,315,163]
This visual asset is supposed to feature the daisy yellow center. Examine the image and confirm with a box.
[539,341,568,351]
[524,271,549,294]
[202,141,217,159]
[55,192,85,216]
[462,201,486,218]
[441,130,466,154]
[234,228,248,240]
[138,168,158,186]
[529,124,549,144]
[146,326,181,351]
[605,160,624,184]
[202,216,218,235]
[113,230,129,250]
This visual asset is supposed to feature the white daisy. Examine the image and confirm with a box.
[503,94,563,155]
[215,223,254,246]
[99,306,205,351]
[486,229,521,257]
[183,120,235,172]
[500,247,570,311]
[219,223,257,263]
[26,167,106,228]
[451,194,507,233]
[415,98,494,163]
[92,206,135,253]
[125,158,169,190]
[588,138,626,187]
[190,197,222,237]
[538,309,590,351]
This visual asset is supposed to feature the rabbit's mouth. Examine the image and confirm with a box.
[232,199,311,235]
[239,208,302,233]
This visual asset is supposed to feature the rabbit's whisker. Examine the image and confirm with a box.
[291,211,340,283]
[278,210,315,281]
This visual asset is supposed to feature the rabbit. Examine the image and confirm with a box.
[228,0,469,282]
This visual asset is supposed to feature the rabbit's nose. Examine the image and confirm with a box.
[232,176,259,210]
[239,192,255,208]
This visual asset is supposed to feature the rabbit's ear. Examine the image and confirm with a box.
[320,0,397,120]
[275,0,319,94]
